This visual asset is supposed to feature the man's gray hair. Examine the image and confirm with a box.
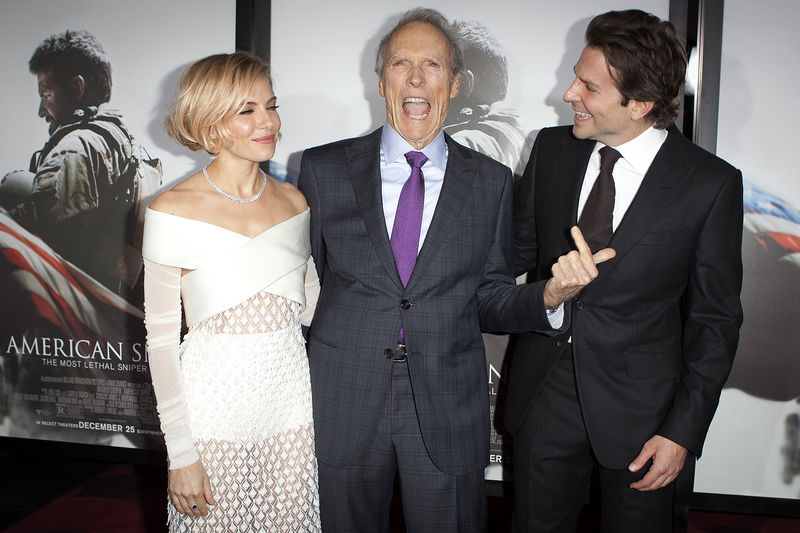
[374,7,464,78]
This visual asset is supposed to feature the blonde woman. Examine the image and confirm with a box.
[142,51,320,532]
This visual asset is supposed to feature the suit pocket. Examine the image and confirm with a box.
[625,351,681,378]
[308,332,338,350]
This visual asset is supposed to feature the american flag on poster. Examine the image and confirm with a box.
[0,207,142,341]
[743,181,800,265]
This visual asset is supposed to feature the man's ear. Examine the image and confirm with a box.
[629,99,654,122]
[450,73,461,99]
[70,75,86,101]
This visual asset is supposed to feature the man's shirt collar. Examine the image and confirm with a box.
[381,123,448,171]
[599,125,668,175]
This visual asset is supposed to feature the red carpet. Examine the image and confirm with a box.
[1,449,798,532]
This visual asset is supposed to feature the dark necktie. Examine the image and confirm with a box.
[391,151,427,286]
[578,146,622,252]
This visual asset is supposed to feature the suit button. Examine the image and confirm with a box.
[575,301,584,310]
[384,348,394,359]
[400,299,411,310]
[556,340,564,348]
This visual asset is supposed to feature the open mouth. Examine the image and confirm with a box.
[574,110,592,120]
[403,97,431,119]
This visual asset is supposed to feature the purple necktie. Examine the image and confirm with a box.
[391,151,428,286]
[578,146,622,252]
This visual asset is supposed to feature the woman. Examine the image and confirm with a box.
[142,51,320,532]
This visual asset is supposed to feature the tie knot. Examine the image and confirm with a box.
[599,146,622,172]
[405,151,428,169]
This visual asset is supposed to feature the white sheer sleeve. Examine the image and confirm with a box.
[300,256,319,327]
[143,258,200,469]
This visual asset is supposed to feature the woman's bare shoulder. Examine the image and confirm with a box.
[149,172,207,216]
[272,179,308,213]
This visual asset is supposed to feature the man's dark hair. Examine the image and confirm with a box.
[29,29,112,105]
[454,20,508,104]
[375,7,464,78]
[586,9,686,129]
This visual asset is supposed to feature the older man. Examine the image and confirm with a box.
[298,7,600,533]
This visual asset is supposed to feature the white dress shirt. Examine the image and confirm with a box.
[577,126,668,227]
[549,126,668,327]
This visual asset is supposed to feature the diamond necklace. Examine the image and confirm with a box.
[203,166,267,204]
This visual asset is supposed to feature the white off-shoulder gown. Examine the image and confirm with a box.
[142,207,320,532]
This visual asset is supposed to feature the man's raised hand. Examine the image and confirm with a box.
[543,226,616,310]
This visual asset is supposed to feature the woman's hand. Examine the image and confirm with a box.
[169,460,215,517]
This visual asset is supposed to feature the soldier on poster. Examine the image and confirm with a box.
[1,29,162,302]
[0,30,162,447]
[444,20,529,177]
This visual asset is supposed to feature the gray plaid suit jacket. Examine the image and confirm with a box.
[298,127,552,475]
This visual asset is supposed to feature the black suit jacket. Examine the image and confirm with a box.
[506,125,744,469]
[298,128,552,475]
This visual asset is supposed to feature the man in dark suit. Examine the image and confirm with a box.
[298,8,594,533]
[506,10,744,533]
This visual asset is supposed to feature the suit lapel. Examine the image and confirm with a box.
[410,135,474,286]
[347,128,404,289]
[559,133,594,228]
[601,127,694,276]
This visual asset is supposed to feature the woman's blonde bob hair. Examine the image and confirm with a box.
[165,51,272,155]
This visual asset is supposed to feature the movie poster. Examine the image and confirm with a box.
[268,0,669,480]
[692,0,800,500]
[0,0,235,449]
